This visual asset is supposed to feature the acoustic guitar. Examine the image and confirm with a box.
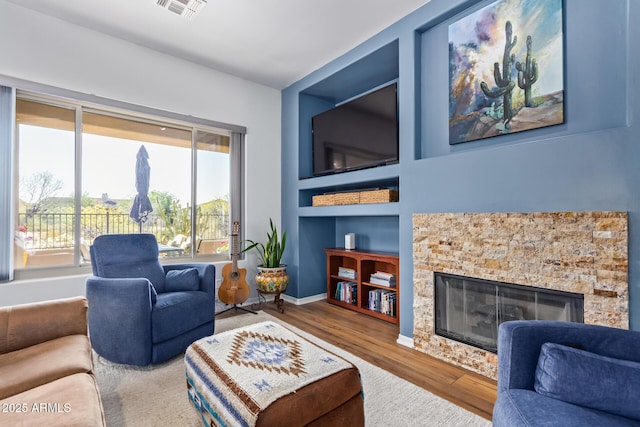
[218,221,250,305]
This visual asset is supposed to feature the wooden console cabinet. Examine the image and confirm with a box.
[325,248,399,325]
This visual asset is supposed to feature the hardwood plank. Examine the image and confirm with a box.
[452,374,498,417]
[233,299,497,420]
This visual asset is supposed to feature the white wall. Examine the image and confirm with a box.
[0,1,281,305]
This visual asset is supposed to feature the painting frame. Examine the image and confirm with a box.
[448,0,564,145]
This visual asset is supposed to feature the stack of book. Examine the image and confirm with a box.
[368,289,396,316]
[338,266,357,279]
[335,281,357,305]
[369,271,396,287]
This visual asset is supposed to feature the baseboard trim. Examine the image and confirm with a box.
[281,293,327,305]
[216,293,328,313]
[396,334,414,348]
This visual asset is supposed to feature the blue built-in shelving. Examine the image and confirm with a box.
[283,0,640,338]
[297,40,400,181]
[284,38,402,308]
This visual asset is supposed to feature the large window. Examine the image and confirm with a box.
[12,92,243,276]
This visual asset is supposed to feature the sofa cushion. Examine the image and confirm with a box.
[165,268,200,292]
[0,372,105,426]
[151,291,214,343]
[0,335,92,400]
[0,296,88,355]
[535,342,640,421]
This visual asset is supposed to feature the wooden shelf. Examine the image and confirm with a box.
[325,248,399,325]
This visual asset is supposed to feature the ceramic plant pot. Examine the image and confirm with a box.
[255,265,288,293]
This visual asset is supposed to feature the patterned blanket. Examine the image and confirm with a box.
[185,321,354,427]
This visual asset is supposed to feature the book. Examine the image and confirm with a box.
[335,281,357,305]
[338,267,357,279]
[372,271,395,280]
[368,289,396,316]
[369,271,396,287]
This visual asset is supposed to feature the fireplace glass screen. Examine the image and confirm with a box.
[435,273,584,353]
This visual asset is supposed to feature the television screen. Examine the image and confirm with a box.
[312,83,398,177]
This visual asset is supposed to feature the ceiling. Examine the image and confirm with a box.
[6,0,431,89]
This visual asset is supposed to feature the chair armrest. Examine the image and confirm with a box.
[0,296,88,355]
[86,276,155,365]
[497,320,640,393]
[163,263,216,296]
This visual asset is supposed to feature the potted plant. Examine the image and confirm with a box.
[243,218,288,293]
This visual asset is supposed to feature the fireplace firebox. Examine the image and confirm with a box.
[435,273,584,353]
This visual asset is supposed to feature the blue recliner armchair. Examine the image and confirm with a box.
[493,320,640,426]
[86,233,215,366]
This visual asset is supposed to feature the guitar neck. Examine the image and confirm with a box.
[231,234,239,271]
[230,221,240,272]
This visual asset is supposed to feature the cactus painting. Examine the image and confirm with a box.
[516,35,538,107]
[480,21,518,127]
[448,0,564,144]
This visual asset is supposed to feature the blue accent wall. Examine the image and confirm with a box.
[282,0,640,337]
[334,217,400,253]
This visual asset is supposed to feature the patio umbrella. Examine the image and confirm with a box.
[129,145,153,231]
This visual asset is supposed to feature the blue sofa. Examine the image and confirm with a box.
[493,320,640,426]
[86,234,215,366]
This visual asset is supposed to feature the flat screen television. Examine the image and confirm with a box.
[312,83,398,177]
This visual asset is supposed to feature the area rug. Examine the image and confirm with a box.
[94,312,492,426]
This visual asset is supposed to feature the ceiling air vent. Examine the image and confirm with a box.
[156,0,207,20]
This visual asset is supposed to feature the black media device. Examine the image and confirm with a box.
[311,82,398,177]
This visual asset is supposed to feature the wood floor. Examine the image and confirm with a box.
[231,299,497,421]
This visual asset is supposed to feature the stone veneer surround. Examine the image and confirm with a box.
[413,212,628,379]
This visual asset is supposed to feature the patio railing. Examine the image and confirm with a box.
[17,212,229,250]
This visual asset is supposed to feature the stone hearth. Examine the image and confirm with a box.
[413,212,628,379]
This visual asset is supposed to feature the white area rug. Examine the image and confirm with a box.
[94,311,492,426]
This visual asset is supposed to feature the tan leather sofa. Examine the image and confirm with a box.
[0,297,105,426]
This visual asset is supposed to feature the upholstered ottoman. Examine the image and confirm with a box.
[184,321,364,426]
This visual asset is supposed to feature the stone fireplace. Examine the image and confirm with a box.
[434,272,585,353]
[413,212,628,379]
